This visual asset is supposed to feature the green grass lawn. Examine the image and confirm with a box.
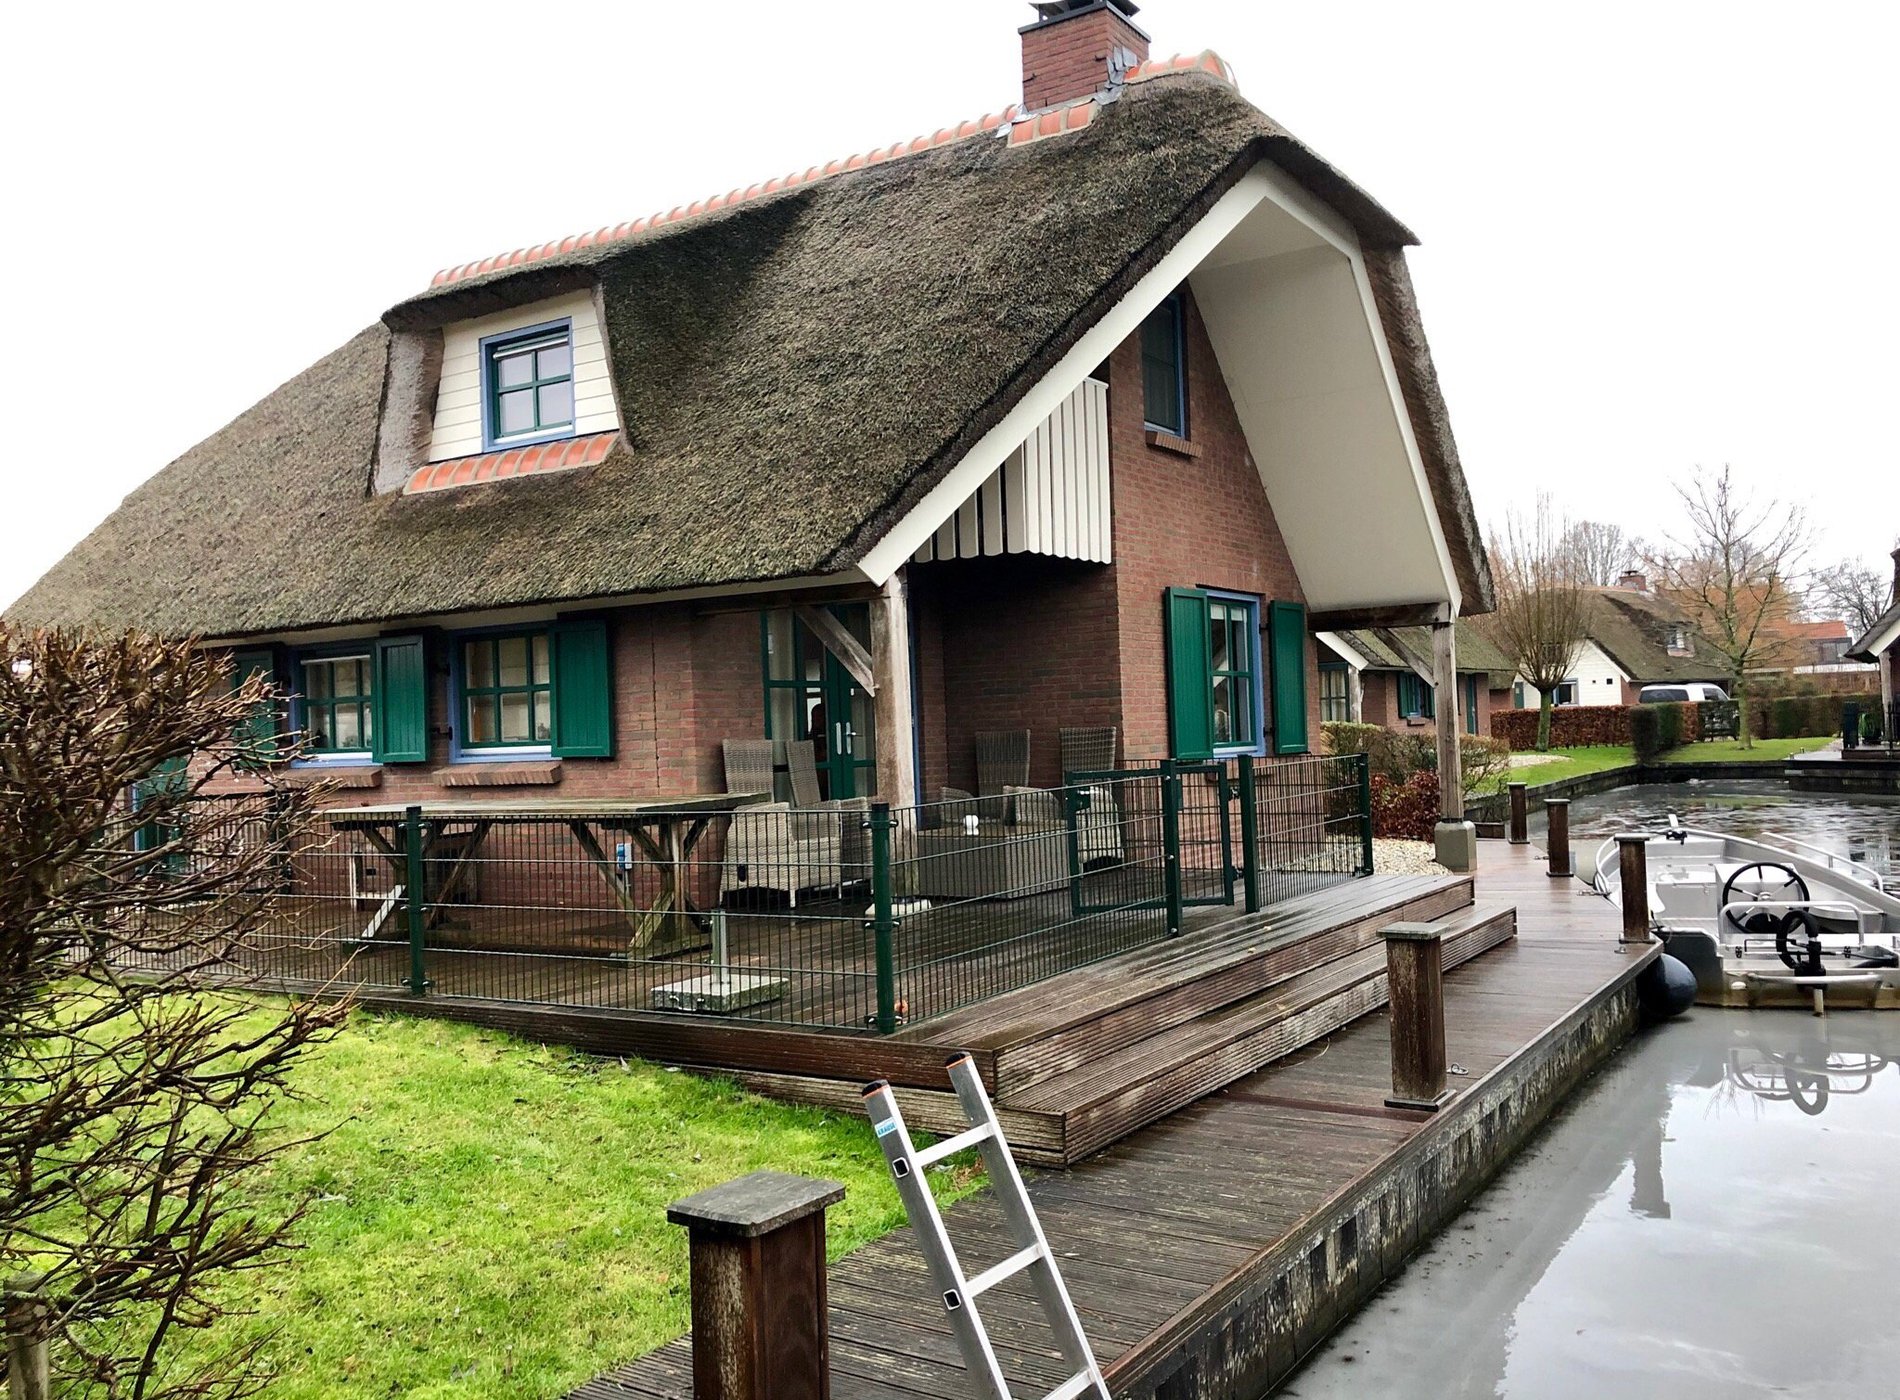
[1476,735,1833,794]
[172,1005,980,1400]
[1657,736,1834,763]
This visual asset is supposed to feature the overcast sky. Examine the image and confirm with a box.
[4,0,1895,612]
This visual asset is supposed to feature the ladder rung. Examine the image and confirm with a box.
[964,1243,1042,1298]
[1039,1368,1097,1400]
[913,1123,992,1168]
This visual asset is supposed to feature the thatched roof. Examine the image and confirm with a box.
[1583,589,1725,684]
[12,72,1486,639]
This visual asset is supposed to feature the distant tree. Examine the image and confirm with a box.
[0,625,344,1400]
[1811,554,1894,637]
[1561,519,1635,588]
[1645,466,1810,748]
[1485,497,1590,752]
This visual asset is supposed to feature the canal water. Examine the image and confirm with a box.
[1281,1011,1900,1399]
[1283,784,1900,1399]
[1533,779,1900,882]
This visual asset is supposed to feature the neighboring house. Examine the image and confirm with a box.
[1316,622,1513,737]
[1766,617,1877,677]
[1513,576,1727,708]
[1845,549,1900,742]
[10,1,1492,813]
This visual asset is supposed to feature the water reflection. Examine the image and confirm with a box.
[1535,780,1900,881]
[1280,1011,1900,1399]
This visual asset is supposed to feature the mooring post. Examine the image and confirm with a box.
[5,1273,51,1400]
[1616,834,1653,946]
[1545,797,1572,879]
[1507,782,1529,845]
[667,1170,845,1400]
[1380,923,1451,1111]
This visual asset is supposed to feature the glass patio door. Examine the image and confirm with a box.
[762,604,878,800]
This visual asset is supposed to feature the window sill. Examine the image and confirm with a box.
[1144,430,1202,459]
[438,760,563,788]
[285,764,384,789]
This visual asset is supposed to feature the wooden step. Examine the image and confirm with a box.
[988,877,1475,1096]
[1011,902,1518,1161]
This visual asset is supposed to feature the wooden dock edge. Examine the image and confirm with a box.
[1104,942,1660,1400]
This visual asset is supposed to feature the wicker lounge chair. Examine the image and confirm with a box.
[787,740,824,807]
[722,739,778,799]
[721,798,869,907]
[975,729,1030,820]
[1058,726,1117,779]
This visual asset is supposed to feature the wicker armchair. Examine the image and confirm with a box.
[721,798,870,907]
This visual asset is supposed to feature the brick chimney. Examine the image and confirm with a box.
[1617,569,1648,593]
[1020,0,1150,112]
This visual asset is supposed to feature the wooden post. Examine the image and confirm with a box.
[870,569,917,810]
[1617,833,1652,945]
[1430,622,1464,821]
[1380,923,1451,1111]
[667,1170,845,1400]
[1507,782,1529,845]
[1545,797,1572,879]
[5,1274,51,1400]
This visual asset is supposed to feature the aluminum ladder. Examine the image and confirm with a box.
[862,1055,1111,1400]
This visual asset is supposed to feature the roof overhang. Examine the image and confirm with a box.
[1848,602,1900,661]
[854,163,1463,616]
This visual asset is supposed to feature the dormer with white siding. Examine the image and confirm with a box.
[370,286,622,496]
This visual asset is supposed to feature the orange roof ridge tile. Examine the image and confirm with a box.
[425,52,1237,290]
[404,432,616,495]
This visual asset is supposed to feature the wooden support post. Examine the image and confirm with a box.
[1380,923,1451,1111]
[1545,797,1572,879]
[5,1274,51,1400]
[870,569,916,809]
[1507,783,1529,845]
[668,1171,846,1400]
[1430,621,1463,821]
[1617,833,1653,945]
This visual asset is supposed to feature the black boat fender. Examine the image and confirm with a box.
[1638,954,1698,1022]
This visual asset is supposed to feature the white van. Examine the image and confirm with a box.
[1638,683,1729,704]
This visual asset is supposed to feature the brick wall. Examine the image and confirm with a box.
[1105,288,1317,763]
[1020,4,1148,111]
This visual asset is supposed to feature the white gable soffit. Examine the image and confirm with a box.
[1315,630,1372,673]
[856,163,1461,617]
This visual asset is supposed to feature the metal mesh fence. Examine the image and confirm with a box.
[123,755,1372,1034]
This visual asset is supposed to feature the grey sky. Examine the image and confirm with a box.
[4,0,1895,612]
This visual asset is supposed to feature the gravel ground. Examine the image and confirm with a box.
[1371,838,1448,875]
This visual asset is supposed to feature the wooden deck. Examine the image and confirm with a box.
[570,842,1657,1400]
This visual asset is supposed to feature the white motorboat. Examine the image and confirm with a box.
[1592,819,1900,1010]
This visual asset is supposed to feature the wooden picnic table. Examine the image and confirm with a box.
[322,794,766,956]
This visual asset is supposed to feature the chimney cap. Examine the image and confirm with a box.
[1022,1,1148,38]
[1616,569,1648,591]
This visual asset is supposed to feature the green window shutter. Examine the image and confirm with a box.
[372,635,430,764]
[230,647,281,762]
[550,619,613,758]
[1268,600,1310,755]
[1164,587,1214,760]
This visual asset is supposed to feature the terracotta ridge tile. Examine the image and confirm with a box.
[402,432,618,496]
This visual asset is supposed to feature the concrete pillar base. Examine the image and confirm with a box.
[1434,819,1478,873]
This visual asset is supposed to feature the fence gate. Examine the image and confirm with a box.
[1063,762,1234,919]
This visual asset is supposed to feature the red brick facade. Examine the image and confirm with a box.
[1339,668,1499,739]
[1020,3,1149,112]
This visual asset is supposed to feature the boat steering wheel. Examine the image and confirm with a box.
[1720,862,1810,938]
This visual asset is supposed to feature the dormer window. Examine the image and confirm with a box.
[484,321,574,449]
[1666,626,1692,656]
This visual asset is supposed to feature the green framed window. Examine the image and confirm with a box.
[462,633,553,748]
[484,323,574,448]
[1163,588,1265,759]
[1140,293,1187,436]
[1208,596,1258,750]
[300,654,374,754]
[1320,663,1352,723]
[1397,671,1435,720]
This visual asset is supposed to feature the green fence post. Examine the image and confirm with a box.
[403,804,429,996]
[1160,760,1184,936]
[1356,755,1375,876]
[869,802,898,1034]
[1237,754,1261,914]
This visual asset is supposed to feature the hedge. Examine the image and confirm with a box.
[1492,705,1634,750]
[1630,702,1694,762]
[1494,692,1879,751]
[1370,770,1438,840]
[1746,692,1881,740]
